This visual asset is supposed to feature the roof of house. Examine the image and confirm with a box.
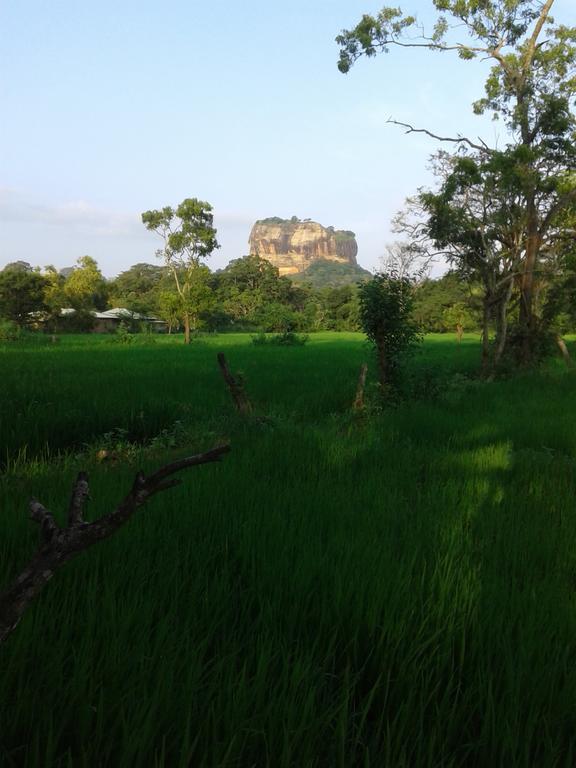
[59,307,164,322]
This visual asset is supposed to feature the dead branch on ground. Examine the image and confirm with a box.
[0,444,230,645]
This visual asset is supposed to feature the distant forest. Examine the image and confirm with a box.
[2,253,564,337]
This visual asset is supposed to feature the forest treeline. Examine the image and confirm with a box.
[1,254,575,338]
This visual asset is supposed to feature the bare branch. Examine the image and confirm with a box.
[29,500,59,543]
[0,445,230,645]
[387,119,492,155]
[145,445,231,488]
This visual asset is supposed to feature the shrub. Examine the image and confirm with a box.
[251,331,309,347]
[0,320,21,342]
[359,272,421,396]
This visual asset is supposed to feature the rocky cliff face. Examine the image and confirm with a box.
[248,218,358,276]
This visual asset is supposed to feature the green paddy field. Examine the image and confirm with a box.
[1,333,576,766]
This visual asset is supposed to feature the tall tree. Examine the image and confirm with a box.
[109,263,167,316]
[0,268,47,327]
[337,0,576,364]
[64,256,108,311]
[141,199,219,344]
[404,149,530,372]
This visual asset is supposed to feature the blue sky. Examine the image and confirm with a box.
[1,0,574,277]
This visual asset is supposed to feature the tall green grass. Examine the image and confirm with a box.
[0,333,479,465]
[1,333,575,766]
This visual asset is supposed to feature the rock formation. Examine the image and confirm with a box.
[248,217,358,276]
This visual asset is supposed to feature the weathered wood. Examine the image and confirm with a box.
[67,471,89,526]
[217,353,252,414]
[0,445,230,645]
[353,363,368,411]
[556,336,574,368]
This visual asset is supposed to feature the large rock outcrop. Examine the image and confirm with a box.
[248,217,358,276]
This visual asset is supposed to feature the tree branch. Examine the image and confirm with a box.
[0,445,230,645]
[523,0,555,71]
[387,120,492,154]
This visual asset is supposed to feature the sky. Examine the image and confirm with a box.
[1,0,574,278]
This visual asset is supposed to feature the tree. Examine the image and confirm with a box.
[109,263,166,315]
[182,264,216,333]
[141,199,219,344]
[42,265,68,331]
[443,302,477,341]
[337,0,576,364]
[409,149,529,371]
[0,268,47,327]
[358,272,420,394]
[412,272,480,333]
[64,256,108,311]
[3,261,33,273]
[156,291,182,334]
[215,255,298,327]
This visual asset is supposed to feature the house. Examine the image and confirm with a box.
[58,307,168,333]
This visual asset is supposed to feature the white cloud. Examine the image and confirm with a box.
[0,188,141,237]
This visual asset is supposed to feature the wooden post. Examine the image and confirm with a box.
[353,363,368,411]
[556,336,574,368]
[217,353,252,414]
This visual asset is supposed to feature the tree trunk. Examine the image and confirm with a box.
[492,280,514,370]
[519,199,541,365]
[184,313,191,345]
[481,298,491,376]
[376,334,388,390]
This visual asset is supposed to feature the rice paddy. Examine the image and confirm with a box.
[1,332,575,766]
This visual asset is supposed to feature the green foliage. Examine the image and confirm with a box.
[109,263,166,315]
[142,198,219,343]
[253,302,301,333]
[291,259,371,289]
[413,273,480,332]
[359,272,421,391]
[337,1,576,365]
[56,309,96,333]
[63,256,108,311]
[256,216,299,225]
[0,267,47,326]
[442,302,477,332]
[112,321,136,345]
[216,255,302,329]
[0,319,22,341]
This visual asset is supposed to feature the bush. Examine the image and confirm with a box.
[359,272,421,395]
[0,320,21,342]
[110,321,136,345]
[251,331,309,347]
